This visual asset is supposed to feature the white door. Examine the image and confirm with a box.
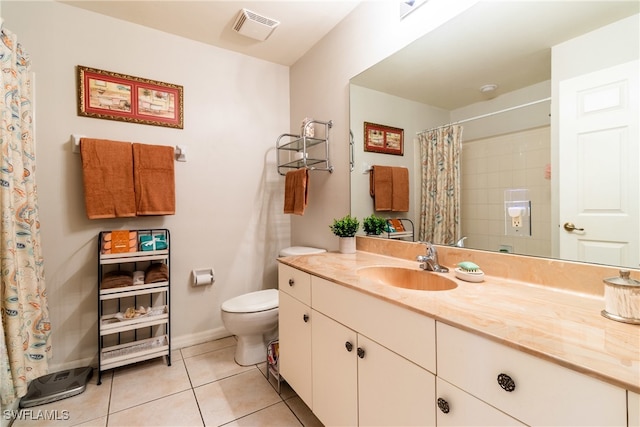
[559,60,639,267]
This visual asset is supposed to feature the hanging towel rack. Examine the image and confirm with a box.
[276,119,333,176]
[71,134,187,162]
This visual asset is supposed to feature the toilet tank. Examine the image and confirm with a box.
[279,246,326,257]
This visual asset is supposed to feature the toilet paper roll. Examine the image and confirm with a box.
[192,269,214,286]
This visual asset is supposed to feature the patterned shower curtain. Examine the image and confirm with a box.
[0,21,51,405]
[417,125,462,244]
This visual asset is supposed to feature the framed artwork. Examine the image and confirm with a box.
[364,122,404,155]
[77,65,184,129]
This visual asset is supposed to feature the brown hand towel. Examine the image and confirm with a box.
[391,166,409,212]
[132,143,175,215]
[101,270,134,289]
[370,165,392,211]
[284,168,309,215]
[145,263,169,284]
[80,138,136,219]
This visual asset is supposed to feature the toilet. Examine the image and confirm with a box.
[221,246,326,366]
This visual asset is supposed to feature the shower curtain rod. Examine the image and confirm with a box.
[417,97,551,135]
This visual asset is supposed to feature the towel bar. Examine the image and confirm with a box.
[71,134,187,162]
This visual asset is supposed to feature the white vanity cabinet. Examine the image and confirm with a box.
[311,275,436,426]
[278,264,313,407]
[436,322,627,427]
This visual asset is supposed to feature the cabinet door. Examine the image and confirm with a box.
[436,378,524,427]
[312,311,358,427]
[630,390,640,427]
[278,291,312,407]
[358,334,436,427]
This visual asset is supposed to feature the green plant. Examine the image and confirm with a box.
[363,214,388,235]
[329,214,360,237]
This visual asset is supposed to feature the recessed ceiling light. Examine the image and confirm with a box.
[480,84,498,93]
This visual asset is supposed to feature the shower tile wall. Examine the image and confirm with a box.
[461,126,551,256]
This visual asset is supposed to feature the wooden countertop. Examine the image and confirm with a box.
[279,250,640,393]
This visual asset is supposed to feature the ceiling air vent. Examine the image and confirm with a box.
[232,8,280,41]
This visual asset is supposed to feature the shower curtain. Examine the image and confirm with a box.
[417,125,462,244]
[0,21,51,405]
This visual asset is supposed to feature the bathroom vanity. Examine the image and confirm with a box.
[277,237,639,427]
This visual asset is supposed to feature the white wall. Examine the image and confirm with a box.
[2,1,291,370]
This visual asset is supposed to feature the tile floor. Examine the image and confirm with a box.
[12,337,323,427]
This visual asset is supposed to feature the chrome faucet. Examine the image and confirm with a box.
[417,242,449,272]
[452,236,467,248]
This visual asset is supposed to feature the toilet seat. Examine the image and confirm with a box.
[221,289,278,313]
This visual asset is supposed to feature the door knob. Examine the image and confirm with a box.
[303,314,309,323]
[563,222,584,232]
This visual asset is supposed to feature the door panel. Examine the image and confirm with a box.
[559,60,639,267]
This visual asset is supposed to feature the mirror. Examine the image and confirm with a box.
[350,1,639,267]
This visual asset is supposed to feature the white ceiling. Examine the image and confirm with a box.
[61,1,639,110]
[60,0,361,66]
[351,1,640,110]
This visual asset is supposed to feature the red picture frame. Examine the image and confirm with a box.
[364,122,404,155]
[77,65,183,129]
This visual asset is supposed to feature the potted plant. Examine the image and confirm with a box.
[363,214,388,236]
[329,214,360,254]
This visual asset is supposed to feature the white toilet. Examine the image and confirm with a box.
[221,246,326,366]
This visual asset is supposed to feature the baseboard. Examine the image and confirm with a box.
[170,327,232,350]
[47,327,232,374]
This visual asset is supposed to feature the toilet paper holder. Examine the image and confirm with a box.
[192,268,214,286]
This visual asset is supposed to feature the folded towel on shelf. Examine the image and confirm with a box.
[80,138,136,219]
[139,234,168,251]
[100,230,138,254]
[101,270,134,289]
[391,166,409,212]
[145,263,169,284]
[370,165,393,211]
[284,168,309,215]
[370,165,409,212]
[133,143,176,216]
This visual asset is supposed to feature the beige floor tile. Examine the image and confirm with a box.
[194,369,281,427]
[183,345,253,388]
[284,396,324,427]
[12,369,112,427]
[107,390,202,427]
[109,358,191,413]
[171,348,183,362]
[180,336,236,359]
[225,402,302,426]
[75,416,107,426]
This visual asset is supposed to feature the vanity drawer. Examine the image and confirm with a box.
[278,263,311,305]
[436,377,524,426]
[312,275,435,373]
[436,322,626,427]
